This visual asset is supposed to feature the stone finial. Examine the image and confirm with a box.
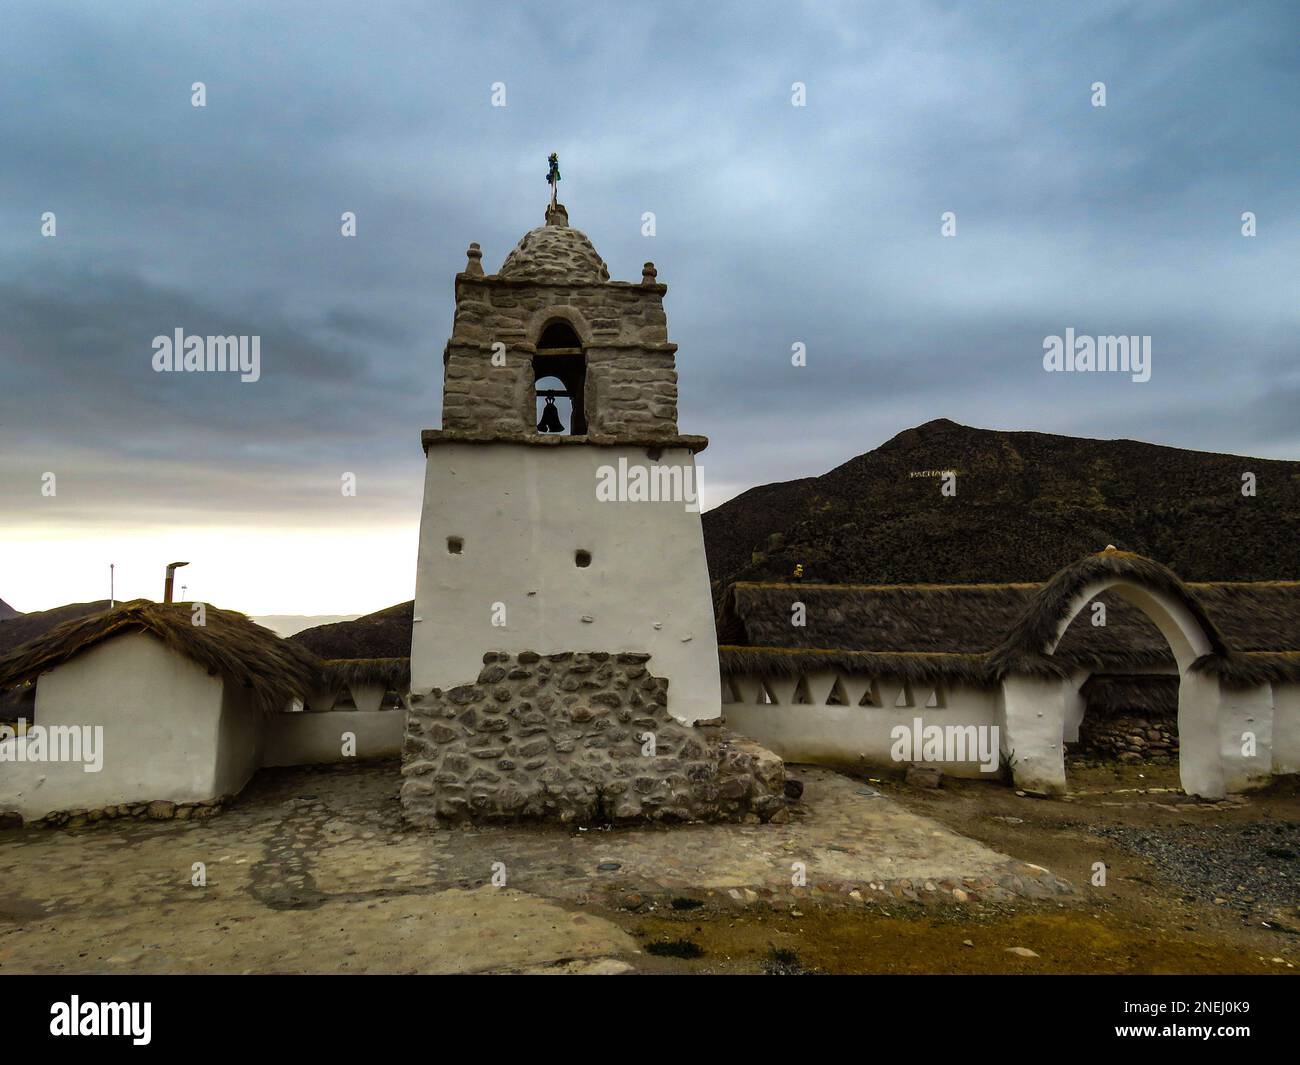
[464,242,484,276]
[641,261,658,285]
[545,202,569,228]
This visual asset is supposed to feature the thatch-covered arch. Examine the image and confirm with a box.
[992,550,1227,675]
[991,550,1234,798]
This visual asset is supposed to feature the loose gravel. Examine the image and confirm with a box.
[1094,820,1300,915]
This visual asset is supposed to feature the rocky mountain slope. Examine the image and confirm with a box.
[703,419,1300,590]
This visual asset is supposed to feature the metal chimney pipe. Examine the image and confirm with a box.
[164,561,189,604]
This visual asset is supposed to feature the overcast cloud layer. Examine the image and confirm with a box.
[1,1,1297,613]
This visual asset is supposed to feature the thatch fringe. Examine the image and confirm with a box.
[718,645,1066,684]
[1190,651,1300,686]
[0,600,323,714]
[322,657,411,689]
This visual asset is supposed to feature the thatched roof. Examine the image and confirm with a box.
[1080,674,1179,718]
[719,551,1300,685]
[0,600,324,713]
[0,600,112,657]
[718,646,1006,684]
[322,657,411,689]
[292,601,413,659]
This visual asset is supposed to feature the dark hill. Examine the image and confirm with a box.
[292,601,413,659]
[0,599,19,621]
[0,601,111,657]
[703,419,1300,589]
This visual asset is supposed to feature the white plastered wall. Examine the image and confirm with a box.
[412,442,721,723]
[0,632,243,821]
[1272,683,1300,774]
[1216,681,1274,792]
[997,673,1068,794]
[263,709,404,767]
[722,670,1000,778]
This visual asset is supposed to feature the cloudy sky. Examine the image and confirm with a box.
[2,1,1296,614]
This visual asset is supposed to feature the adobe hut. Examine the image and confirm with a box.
[718,549,1300,799]
[0,601,406,824]
[0,601,319,822]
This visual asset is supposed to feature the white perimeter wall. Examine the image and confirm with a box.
[412,442,722,723]
[0,632,242,821]
[722,670,1000,778]
[1273,682,1300,775]
[263,709,403,767]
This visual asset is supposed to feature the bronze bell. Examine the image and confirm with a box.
[537,395,564,433]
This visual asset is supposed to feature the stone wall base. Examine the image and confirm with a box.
[1070,711,1179,766]
[26,796,230,829]
[401,650,788,828]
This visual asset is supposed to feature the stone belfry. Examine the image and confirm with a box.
[441,200,679,437]
[408,168,722,731]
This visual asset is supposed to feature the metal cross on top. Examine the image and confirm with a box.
[547,152,560,208]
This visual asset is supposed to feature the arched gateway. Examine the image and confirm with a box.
[718,548,1300,799]
[992,550,1270,798]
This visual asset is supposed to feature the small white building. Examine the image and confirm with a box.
[0,601,402,824]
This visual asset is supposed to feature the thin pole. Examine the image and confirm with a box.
[110,563,115,608]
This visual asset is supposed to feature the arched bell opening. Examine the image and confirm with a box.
[532,321,586,435]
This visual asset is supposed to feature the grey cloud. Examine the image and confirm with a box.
[1,0,1296,532]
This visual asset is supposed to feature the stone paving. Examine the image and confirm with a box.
[0,760,1071,974]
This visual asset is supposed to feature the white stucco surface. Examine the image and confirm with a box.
[346,682,387,713]
[996,674,1068,794]
[723,671,1000,777]
[0,632,240,820]
[263,709,404,767]
[411,442,722,723]
[1216,681,1275,792]
[1272,683,1300,774]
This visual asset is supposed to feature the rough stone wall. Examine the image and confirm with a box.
[442,276,677,436]
[24,796,228,830]
[401,651,787,827]
[585,347,678,435]
[1071,712,1179,765]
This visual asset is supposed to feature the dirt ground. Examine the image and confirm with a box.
[1,759,1296,975]
[626,762,1300,974]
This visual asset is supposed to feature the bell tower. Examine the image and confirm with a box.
[440,200,680,440]
[410,173,721,727]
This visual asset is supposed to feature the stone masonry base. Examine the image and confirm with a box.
[401,651,787,828]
